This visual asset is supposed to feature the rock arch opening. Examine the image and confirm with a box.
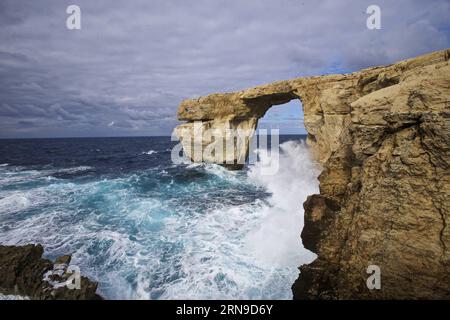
[174,85,308,169]
[255,99,305,136]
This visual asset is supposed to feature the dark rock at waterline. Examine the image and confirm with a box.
[0,244,102,300]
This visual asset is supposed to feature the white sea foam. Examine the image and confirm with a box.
[0,140,319,300]
[0,163,8,167]
[245,140,319,267]
[202,163,240,183]
[0,294,29,300]
[185,162,201,169]
[142,150,157,155]
[55,166,93,174]
[0,169,41,186]
[150,140,319,299]
[0,194,31,213]
[0,166,92,187]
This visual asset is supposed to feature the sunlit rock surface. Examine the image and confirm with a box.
[176,49,450,299]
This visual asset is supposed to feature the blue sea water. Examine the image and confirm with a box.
[0,136,318,299]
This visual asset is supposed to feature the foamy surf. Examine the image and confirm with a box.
[0,294,29,300]
[0,137,318,299]
[142,150,158,155]
[246,140,319,267]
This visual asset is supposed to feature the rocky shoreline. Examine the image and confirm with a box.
[0,244,102,300]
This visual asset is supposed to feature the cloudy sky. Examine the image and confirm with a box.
[1,0,449,138]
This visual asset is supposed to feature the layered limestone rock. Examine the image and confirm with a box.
[175,49,450,299]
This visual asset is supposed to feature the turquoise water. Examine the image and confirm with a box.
[0,136,318,299]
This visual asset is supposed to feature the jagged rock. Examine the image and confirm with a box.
[175,49,450,299]
[0,244,102,300]
[55,255,71,265]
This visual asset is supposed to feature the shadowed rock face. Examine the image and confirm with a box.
[176,49,450,299]
[0,244,102,300]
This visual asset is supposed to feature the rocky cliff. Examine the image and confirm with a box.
[0,244,102,299]
[175,49,450,299]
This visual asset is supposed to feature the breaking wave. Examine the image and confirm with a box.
[0,137,318,299]
[142,150,158,155]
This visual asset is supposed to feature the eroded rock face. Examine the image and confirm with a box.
[293,50,450,299]
[0,244,102,300]
[176,49,450,299]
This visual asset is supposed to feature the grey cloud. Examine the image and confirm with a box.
[0,0,449,138]
[17,120,34,126]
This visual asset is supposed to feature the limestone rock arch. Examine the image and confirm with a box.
[174,49,450,299]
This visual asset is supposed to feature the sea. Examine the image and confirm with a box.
[0,135,319,299]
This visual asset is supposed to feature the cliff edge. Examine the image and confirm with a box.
[175,49,450,299]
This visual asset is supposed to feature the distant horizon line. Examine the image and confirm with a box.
[0,133,307,140]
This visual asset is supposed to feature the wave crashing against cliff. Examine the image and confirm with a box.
[174,49,450,299]
[0,138,317,299]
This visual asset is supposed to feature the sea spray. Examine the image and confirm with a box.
[153,140,319,299]
[0,136,318,299]
[245,140,319,267]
